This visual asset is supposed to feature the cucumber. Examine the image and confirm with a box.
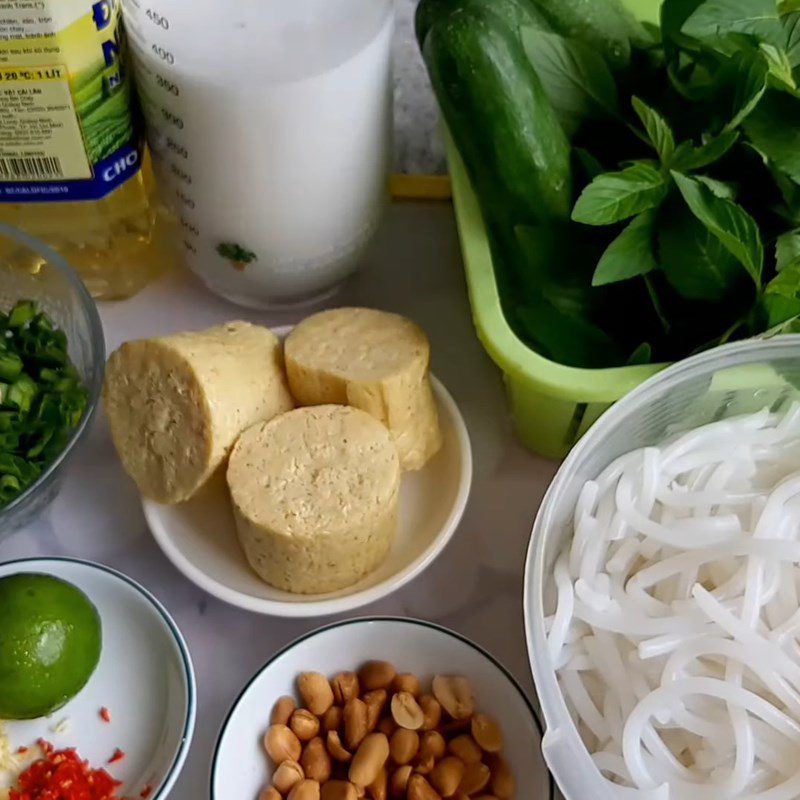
[421,4,572,225]
[415,0,550,46]
[526,0,651,68]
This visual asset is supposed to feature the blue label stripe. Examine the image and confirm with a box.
[0,138,143,202]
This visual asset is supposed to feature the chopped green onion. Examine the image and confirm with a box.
[0,300,88,508]
[0,352,23,382]
[7,300,35,329]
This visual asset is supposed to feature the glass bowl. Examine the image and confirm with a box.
[0,223,105,537]
[524,335,800,800]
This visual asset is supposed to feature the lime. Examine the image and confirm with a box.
[0,573,102,719]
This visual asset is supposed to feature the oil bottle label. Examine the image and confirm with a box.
[0,0,143,202]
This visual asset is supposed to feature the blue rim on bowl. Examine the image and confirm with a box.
[0,556,196,800]
[0,223,105,524]
[210,616,555,800]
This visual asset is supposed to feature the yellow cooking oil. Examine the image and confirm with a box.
[0,0,171,299]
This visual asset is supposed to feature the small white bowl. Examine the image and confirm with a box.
[143,374,472,618]
[211,617,553,799]
[0,557,195,800]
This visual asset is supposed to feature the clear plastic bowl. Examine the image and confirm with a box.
[0,223,105,536]
[523,336,800,800]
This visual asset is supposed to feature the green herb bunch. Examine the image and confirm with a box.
[519,0,800,366]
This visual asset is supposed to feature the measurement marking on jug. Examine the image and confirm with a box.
[151,43,174,64]
[176,189,195,210]
[170,163,192,184]
[146,8,170,29]
[155,74,179,96]
[180,218,200,237]
[160,108,184,129]
[182,239,198,255]
[166,138,188,159]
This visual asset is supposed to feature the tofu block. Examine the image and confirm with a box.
[227,405,400,594]
[284,307,442,470]
[103,321,294,503]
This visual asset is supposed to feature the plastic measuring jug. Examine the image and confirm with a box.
[121,0,394,309]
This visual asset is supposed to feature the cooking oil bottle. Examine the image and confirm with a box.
[0,0,171,299]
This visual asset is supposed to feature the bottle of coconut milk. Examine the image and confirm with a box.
[122,0,394,309]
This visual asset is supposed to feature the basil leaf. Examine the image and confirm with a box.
[627,342,653,365]
[632,97,676,163]
[661,0,705,43]
[696,175,737,198]
[672,171,764,282]
[670,131,740,170]
[520,27,618,137]
[760,43,798,90]
[572,163,669,226]
[763,259,800,325]
[659,203,748,300]
[682,0,783,47]
[776,229,800,269]
[743,90,800,181]
[723,51,769,130]
[783,11,800,65]
[592,210,658,286]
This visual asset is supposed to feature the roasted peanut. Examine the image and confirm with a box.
[362,690,388,732]
[260,787,282,800]
[272,696,297,726]
[264,724,302,763]
[390,765,413,798]
[418,695,442,731]
[407,774,442,800]
[447,736,482,765]
[470,714,503,753]
[391,692,425,730]
[332,672,361,705]
[367,767,387,800]
[323,706,344,734]
[392,673,421,697]
[441,719,471,738]
[288,779,321,800]
[430,757,466,798]
[432,677,474,720]
[327,731,352,763]
[489,756,514,800]
[349,733,390,788]
[273,760,305,794]
[321,781,358,800]
[292,709,321,741]
[358,661,396,691]
[302,737,333,783]
[415,754,435,775]
[344,698,369,750]
[377,717,396,738]
[419,731,446,762]
[299,673,335,716]
[389,728,419,765]
[458,763,490,796]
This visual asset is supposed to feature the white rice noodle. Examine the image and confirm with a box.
[549,405,800,799]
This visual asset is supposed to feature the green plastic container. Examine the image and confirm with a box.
[446,0,667,459]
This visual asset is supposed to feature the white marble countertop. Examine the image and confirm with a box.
[0,202,559,799]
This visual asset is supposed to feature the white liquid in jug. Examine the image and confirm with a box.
[122,1,393,307]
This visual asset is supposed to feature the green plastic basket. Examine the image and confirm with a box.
[446,0,669,459]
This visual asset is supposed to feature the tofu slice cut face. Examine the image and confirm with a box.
[227,405,400,594]
[103,321,294,503]
[284,307,442,470]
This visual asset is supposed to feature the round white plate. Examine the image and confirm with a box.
[211,617,554,800]
[142,371,472,618]
[0,557,195,800]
